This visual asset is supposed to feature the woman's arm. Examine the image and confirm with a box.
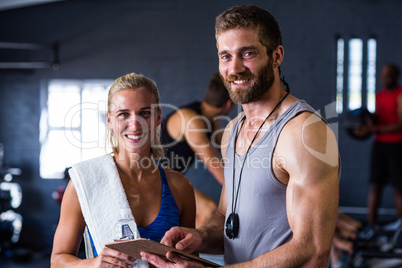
[51,180,134,268]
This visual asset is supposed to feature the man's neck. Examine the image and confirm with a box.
[386,83,399,91]
[241,85,288,121]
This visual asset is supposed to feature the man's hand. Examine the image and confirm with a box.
[160,226,203,253]
[140,251,204,268]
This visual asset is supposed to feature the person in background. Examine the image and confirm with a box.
[160,72,233,227]
[355,64,402,230]
[51,73,195,267]
[141,5,340,267]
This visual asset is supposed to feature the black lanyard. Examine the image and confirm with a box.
[226,90,289,239]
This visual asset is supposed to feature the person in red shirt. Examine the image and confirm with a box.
[356,64,402,229]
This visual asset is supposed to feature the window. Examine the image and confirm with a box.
[366,39,377,113]
[336,37,377,114]
[40,79,114,179]
[336,39,345,114]
[348,38,363,111]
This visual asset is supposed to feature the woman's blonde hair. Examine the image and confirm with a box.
[106,73,164,160]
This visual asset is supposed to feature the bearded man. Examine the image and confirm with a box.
[142,5,340,267]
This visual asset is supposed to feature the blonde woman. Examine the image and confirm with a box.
[51,73,195,267]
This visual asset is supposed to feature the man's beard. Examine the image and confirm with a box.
[222,61,275,104]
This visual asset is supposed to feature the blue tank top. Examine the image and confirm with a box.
[89,163,180,256]
[137,163,180,242]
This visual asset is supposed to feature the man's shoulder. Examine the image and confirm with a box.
[170,103,203,121]
[277,102,329,148]
[278,111,339,167]
[166,106,203,128]
[377,86,402,95]
[377,88,389,95]
[179,107,201,117]
[279,99,321,127]
[282,110,323,131]
[164,101,200,120]
[178,101,202,115]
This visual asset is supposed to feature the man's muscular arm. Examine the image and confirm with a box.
[168,108,225,184]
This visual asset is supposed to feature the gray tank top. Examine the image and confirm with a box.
[223,100,318,264]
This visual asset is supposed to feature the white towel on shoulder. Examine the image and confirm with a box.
[69,154,148,267]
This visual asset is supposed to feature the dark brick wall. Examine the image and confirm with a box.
[1,0,402,251]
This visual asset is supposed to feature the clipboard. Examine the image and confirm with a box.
[105,238,221,267]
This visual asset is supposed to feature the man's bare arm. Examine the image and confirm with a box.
[170,108,225,184]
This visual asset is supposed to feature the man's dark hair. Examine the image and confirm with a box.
[203,73,230,108]
[215,5,282,56]
[387,64,400,77]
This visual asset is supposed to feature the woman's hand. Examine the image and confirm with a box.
[93,247,136,268]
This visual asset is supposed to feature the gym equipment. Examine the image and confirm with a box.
[348,225,402,267]
[344,108,377,140]
[0,143,23,256]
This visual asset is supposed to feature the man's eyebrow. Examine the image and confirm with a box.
[218,46,259,55]
[238,46,260,53]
